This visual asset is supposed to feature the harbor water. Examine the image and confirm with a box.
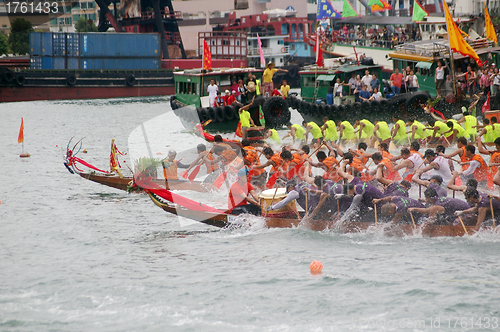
[1,97,500,331]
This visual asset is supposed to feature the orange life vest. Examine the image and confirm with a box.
[491,151,500,174]
[381,157,401,181]
[244,147,264,176]
[270,153,284,173]
[162,159,178,180]
[460,146,471,171]
[322,156,342,182]
[471,154,489,182]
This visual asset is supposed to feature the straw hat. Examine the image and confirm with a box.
[266,61,275,68]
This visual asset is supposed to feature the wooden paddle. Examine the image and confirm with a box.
[409,211,417,230]
[264,187,279,217]
[337,199,340,222]
[457,215,469,236]
[490,197,496,227]
[374,202,378,225]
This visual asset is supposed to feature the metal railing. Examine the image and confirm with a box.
[248,46,289,56]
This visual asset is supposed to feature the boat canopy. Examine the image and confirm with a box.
[333,65,383,73]
[415,62,433,69]
[334,16,413,25]
[316,74,336,81]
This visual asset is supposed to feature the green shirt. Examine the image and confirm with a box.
[239,110,251,128]
[269,129,280,143]
[412,120,426,139]
[376,121,392,141]
[393,119,407,141]
[324,120,339,141]
[291,124,306,140]
[463,115,477,136]
[307,122,323,139]
[360,119,375,138]
[341,121,356,140]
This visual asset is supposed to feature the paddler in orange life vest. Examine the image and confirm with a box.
[438,137,470,172]
[241,139,267,188]
[228,167,261,216]
[477,137,500,186]
[457,144,489,186]
[252,147,285,177]
[311,150,343,183]
[186,144,221,183]
[370,152,401,181]
[162,150,190,181]
[211,145,244,171]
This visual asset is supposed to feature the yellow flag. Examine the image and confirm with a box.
[444,1,484,66]
[485,2,498,44]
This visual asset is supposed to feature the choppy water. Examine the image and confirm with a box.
[1,97,500,332]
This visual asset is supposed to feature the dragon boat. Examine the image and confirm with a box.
[136,177,478,237]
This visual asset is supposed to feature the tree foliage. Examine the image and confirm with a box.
[8,18,33,55]
[0,34,9,56]
[75,17,98,32]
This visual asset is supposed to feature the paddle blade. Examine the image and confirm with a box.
[187,165,201,183]
[389,141,396,151]
[180,170,188,179]
[373,140,380,149]
[487,171,495,190]
[403,173,414,182]
[213,170,228,189]
[266,171,281,189]
[286,161,304,180]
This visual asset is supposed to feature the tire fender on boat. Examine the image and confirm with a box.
[208,107,217,122]
[223,105,235,121]
[215,107,225,123]
[14,74,25,86]
[66,75,77,86]
[3,71,14,83]
[126,75,136,87]
[262,96,291,128]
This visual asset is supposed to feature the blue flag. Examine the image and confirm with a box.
[317,0,342,19]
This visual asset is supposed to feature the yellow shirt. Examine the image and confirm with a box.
[239,110,251,128]
[263,68,278,83]
[269,129,280,143]
[341,121,356,140]
[307,122,323,139]
[376,121,391,141]
[291,124,306,140]
[324,120,338,141]
[255,79,261,95]
[280,84,290,97]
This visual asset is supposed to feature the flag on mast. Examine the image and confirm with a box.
[342,0,360,18]
[315,29,323,67]
[18,118,24,144]
[484,2,498,44]
[412,1,428,21]
[371,0,392,12]
[203,40,212,70]
[316,0,342,19]
[257,34,265,68]
[443,1,484,66]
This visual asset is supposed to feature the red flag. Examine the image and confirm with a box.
[235,121,243,138]
[188,164,201,183]
[314,31,323,67]
[266,171,281,189]
[18,118,24,144]
[482,91,490,113]
[203,40,212,70]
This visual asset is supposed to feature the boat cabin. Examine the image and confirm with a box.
[299,64,384,103]
[389,39,500,96]
[173,68,263,108]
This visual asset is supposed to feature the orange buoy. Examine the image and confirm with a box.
[19,153,30,158]
[156,152,162,155]
[83,149,88,153]
[310,260,323,274]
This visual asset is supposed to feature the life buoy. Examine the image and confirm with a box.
[281,47,286,53]
[223,105,235,121]
[125,75,136,86]
[15,74,25,86]
[262,96,291,129]
[66,75,77,86]
[215,107,225,122]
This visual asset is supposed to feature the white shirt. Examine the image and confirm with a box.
[436,67,444,80]
[207,84,218,98]
[362,75,373,91]
[494,74,500,86]
[411,75,419,88]
[462,160,480,176]
[334,83,343,94]
[430,156,452,184]
[349,77,357,89]
[407,153,423,172]
[372,92,382,101]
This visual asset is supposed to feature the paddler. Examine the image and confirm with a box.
[321,116,339,143]
[412,174,448,198]
[415,149,453,185]
[461,188,500,229]
[457,145,489,186]
[373,120,392,146]
[337,120,356,144]
[439,137,470,172]
[376,196,425,224]
[392,148,423,180]
[441,120,466,145]
[302,120,323,147]
[355,119,375,145]
[264,128,280,144]
[370,152,401,181]
[267,177,321,215]
[252,147,284,178]
[186,144,221,183]
[407,118,429,145]
[228,167,261,216]
[241,139,267,188]
[283,123,306,144]
[477,137,500,186]
[211,145,244,171]
[238,100,256,140]
[407,187,472,225]
[391,115,409,146]
[312,150,342,183]
[375,163,411,197]
[457,111,478,141]
[162,150,190,181]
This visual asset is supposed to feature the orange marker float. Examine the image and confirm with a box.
[310,260,323,274]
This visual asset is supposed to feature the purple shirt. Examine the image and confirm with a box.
[323,180,343,195]
[356,182,384,208]
[429,183,447,198]
[392,197,424,214]
[384,182,409,197]
[478,194,500,215]
[294,183,320,212]
[434,197,470,214]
